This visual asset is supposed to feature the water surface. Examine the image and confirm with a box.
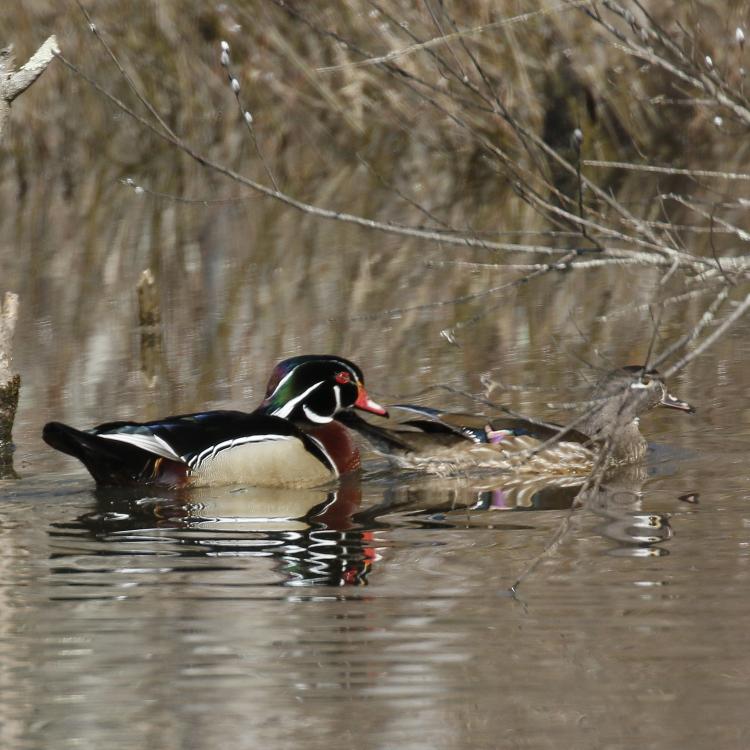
[2,389,750,750]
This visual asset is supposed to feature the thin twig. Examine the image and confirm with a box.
[583,160,750,182]
[662,290,750,378]
[317,2,593,72]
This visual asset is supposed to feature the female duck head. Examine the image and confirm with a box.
[582,365,694,456]
[609,365,694,416]
[260,354,387,425]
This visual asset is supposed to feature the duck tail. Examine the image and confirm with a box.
[42,421,150,485]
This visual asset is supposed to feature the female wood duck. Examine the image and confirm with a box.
[338,366,694,476]
[43,355,387,489]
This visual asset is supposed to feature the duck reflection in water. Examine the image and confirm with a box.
[56,478,379,587]
[361,462,673,556]
[53,467,676,592]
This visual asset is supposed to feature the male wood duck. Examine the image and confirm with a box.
[43,355,387,489]
[338,366,694,476]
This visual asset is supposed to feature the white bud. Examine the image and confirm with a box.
[221,40,230,52]
[737,27,745,46]
[220,50,229,67]
[230,77,240,93]
[573,127,583,146]
[713,115,723,128]
[88,22,96,32]
[134,186,144,195]
[243,110,253,125]
[123,177,134,186]
[440,328,457,345]
[705,55,713,68]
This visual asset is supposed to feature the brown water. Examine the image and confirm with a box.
[3,225,750,748]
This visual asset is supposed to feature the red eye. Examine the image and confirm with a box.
[335,371,351,385]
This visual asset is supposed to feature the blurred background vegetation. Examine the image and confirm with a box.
[2,1,749,468]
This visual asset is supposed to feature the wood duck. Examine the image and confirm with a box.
[43,355,387,489]
[338,366,694,476]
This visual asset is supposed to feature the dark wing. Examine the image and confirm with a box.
[390,405,486,443]
[337,410,477,454]
[392,405,593,446]
[484,417,592,445]
[92,410,330,467]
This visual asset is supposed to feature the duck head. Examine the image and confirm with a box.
[581,365,694,460]
[609,366,695,417]
[259,355,388,425]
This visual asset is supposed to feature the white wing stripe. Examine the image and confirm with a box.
[306,435,339,478]
[98,432,184,462]
[189,434,293,470]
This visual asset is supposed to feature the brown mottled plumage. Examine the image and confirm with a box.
[340,366,694,477]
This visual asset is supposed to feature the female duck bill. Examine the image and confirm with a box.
[659,391,695,413]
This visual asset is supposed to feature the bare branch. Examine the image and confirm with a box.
[662,291,750,378]
[0,35,59,139]
[583,160,750,183]
[317,2,593,72]
[3,35,59,102]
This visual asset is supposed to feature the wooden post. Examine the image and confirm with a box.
[137,269,164,389]
[0,293,19,476]
[0,36,57,475]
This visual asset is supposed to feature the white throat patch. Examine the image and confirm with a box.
[303,405,332,424]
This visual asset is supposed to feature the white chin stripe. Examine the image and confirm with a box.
[99,432,183,462]
[273,381,324,419]
[303,405,332,424]
[334,385,342,412]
